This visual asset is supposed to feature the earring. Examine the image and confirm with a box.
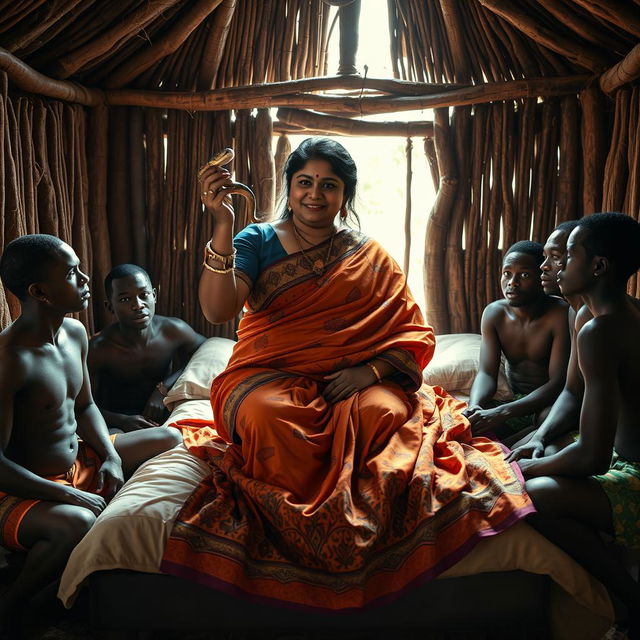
[340,207,347,221]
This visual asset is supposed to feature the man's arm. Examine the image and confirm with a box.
[519,319,617,478]
[466,305,502,410]
[0,348,106,514]
[508,306,586,461]
[72,322,124,497]
[143,319,207,422]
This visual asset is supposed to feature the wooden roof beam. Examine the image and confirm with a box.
[600,42,640,94]
[51,0,182,79]
[535,0,624,54]
[104,0,224,89]
[0,46,103,105]
[197,0,236,90]
[105,75,591,114]
[276,107,434,137]
[476,0,610,72]
[571,0,640,38]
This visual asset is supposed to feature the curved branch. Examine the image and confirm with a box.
[0,47,103,105]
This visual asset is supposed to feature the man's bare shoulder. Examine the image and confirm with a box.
[88,322,124,351]
[540,296,570,326]
[61,317,88,340]
[482,300,509,322]
[155,315,203,342]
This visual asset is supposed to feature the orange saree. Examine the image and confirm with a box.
[162,230,533,610]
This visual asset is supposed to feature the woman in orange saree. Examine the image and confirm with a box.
[162,138,533,610]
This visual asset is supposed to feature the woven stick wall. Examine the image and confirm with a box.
[389,0,639,333]
[0,71,97,331]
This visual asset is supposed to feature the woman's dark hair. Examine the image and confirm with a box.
[279,137,360,227]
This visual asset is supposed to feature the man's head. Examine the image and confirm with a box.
[0,234,90,312]
[541,220,580,296]
[558,212,640,297]
[104,264,156,330]
[501,240,545,307]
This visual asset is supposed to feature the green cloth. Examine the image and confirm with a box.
[594,453,640,551]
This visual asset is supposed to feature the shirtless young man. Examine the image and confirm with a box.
[509,213,640,635]
[89,264,205,433]
[463,241,570,440]
[0,236,182,634]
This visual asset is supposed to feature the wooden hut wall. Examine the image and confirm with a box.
[602,85,640,299]
[1,0,639,335]
[0,71,97,331]
[388,0,639,334]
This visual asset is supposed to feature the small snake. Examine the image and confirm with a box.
[198,148,257,222]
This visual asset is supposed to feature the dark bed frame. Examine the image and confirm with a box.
[89,569,550,639]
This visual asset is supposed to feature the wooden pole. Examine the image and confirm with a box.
[51,0,182,79]
[424,108,454,334]
[476,0,610,72]
[0,47,103,105]
[276,107,434,137]
[104,0,224,88]
[105,75,591,113]
[580,84,607,214]
[337,0,361,75]
[600,43,640,94]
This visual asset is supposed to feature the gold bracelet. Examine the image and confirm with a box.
[202,260,233,274]
[204,240,236,268]
[366,361,383,384]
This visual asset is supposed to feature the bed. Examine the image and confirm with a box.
[58,335,614,639]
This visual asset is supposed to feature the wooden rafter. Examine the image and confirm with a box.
[0,46,103,105]
[476,0,610,72]
[571,0,640,38]
[51,0,181,79]
[104,0,224,88]
[276,107,434,137]
[106,75,591,114]
[600,42,640,93]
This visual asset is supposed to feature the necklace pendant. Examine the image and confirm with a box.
[312,259,324,275]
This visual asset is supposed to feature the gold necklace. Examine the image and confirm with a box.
[292,223,337,277]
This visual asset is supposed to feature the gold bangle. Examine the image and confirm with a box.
[204,240,236,268]
[366,361,383,384]
[202,260,233,274]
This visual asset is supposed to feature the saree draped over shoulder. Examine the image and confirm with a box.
[162,230,533,610]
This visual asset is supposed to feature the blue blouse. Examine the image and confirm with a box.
[234,223,287,285]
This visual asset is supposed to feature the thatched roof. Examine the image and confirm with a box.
[1,1,639,112]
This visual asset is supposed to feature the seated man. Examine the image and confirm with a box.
[89,264,206,433]
[510,213,640,635]
[463,241,570,441]
[0,235,182,634]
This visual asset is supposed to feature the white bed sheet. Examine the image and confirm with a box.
[59,398,614,639]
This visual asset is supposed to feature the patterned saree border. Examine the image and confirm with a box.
[378,348,424,392]
[165,470,530,592]
[222,370,293,441]
[162,499,534,611]
[248,230,367,313]
[162,502,530,613]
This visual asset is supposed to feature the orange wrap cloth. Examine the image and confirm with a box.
[162,231,533,610]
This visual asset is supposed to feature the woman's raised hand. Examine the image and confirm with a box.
[199,165,235,223]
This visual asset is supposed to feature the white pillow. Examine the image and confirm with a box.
[423,333,513,402]
[164,337,236,410]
